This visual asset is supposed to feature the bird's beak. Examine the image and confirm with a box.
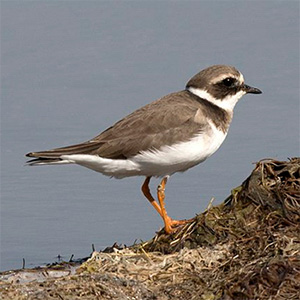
[243,84,262,94]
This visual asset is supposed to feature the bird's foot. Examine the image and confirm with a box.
[164,216,194,234]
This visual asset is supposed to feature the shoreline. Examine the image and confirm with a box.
[1,158,299,299]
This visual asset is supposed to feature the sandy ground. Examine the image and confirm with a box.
[1,158,299,300]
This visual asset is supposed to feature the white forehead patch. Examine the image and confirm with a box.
[238,73,244,85]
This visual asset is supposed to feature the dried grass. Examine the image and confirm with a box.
[1,158,299,299]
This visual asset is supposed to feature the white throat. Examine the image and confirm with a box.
[188,87,246,112]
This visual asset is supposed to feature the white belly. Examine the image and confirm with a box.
[61,123,227,178]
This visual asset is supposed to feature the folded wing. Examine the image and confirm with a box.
[26,91,206,165]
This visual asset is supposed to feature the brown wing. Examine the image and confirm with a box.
[26,91,207,160]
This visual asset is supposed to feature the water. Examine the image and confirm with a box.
[1,1,299,271]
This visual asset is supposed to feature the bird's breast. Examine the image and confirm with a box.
[132,121,227,176]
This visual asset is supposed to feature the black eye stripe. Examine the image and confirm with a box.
[222,77,236,87]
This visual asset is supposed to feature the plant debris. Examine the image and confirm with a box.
[1,158,299,299]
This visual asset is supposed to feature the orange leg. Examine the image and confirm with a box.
[141,177,163,218]
[157,177,173,234]
[141,176,193,234]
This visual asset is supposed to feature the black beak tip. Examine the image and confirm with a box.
[251,87,262,94]
[244,84,262,94]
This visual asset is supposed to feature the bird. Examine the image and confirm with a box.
[26,65,262,234]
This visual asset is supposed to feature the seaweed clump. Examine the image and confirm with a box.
[138,158,300,298]
[1,158,299,299]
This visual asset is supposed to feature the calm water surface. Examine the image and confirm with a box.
[1,1,299,271]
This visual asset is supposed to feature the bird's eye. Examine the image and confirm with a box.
[222,77,235,87]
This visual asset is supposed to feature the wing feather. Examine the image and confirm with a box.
[26,91,208,161]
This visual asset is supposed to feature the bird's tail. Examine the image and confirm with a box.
[25,141,103,166]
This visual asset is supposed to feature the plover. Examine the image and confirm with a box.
[26,65,262,234]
